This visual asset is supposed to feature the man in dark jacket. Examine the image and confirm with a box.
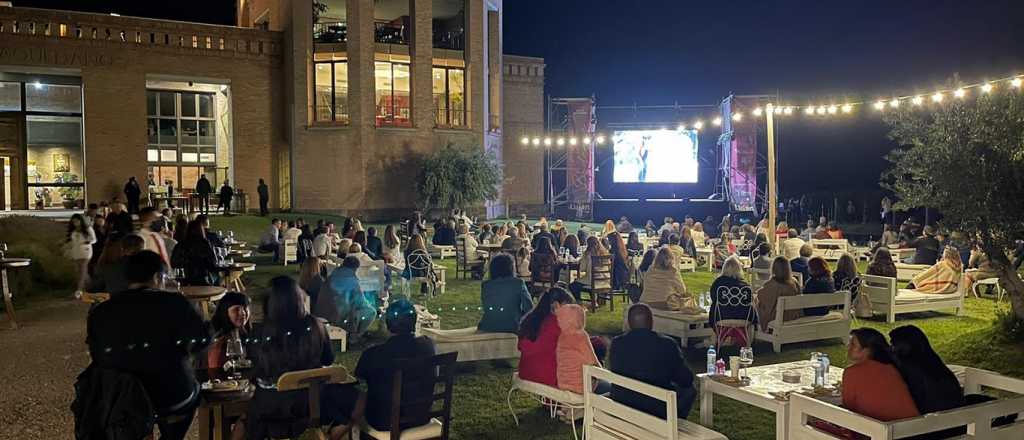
[609,304,696,419]
[195,174,212,214]
[365,227,384,260]
[790,243,813,284]
[123,177,141,215]
[86,251,210,440]
[257,178,269,216]
[903,225,940,265]
[218,180,234,215]
[531,224,556,252]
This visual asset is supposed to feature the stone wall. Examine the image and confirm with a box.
[502,54,545,213]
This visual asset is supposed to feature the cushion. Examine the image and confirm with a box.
[362,418,443,440]
[895,290,961,304]
[420,327,518,343]
[511,373,584,405]
[767,311,844,330]
[650,308,708,323]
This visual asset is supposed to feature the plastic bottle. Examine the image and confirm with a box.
[706,345,717,374]
[820,353,831,382]
[715,359,726,376]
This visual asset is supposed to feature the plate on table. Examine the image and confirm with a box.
[202,379,249,392]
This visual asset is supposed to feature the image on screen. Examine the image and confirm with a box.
[612,129,699,183]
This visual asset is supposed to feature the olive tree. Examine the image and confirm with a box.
[416,145,503,214]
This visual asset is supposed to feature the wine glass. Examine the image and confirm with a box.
[739,347,754,380]
[225,333,245,379]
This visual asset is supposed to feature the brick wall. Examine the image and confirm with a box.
[502,55,545,210]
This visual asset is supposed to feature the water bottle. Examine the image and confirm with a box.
[706,346,717,374]
[820,353,831,382]
[812,361,824,386]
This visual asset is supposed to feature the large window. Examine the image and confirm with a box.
[146,90,217,190]
[314,61,349,123]
[375,61,412,127]
[374,0,410,45]
[432,66,465,128]
[313,0,347,43]
[432,0,465,50]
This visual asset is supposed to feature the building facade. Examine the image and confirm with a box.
[0,0,544,218]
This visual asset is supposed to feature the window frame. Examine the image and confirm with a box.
[145,89,218,188]
[313,60,350,124]
[375,60,412,128]
[432,65,466,128]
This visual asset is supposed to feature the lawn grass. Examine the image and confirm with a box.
[205,214,1024,440]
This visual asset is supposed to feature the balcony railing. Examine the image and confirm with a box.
[433,28,464,51]
[313,21,347,43]
[314,102,350,124]
[374,22,408,45]
[435,107,466,129]
[489,114,501,132]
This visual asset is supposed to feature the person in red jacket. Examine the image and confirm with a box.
[516,287,575,386]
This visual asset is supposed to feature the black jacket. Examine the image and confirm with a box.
[72,365,155,440]
[609,329,694,419]
[218,185,234,203]
[257,183,269,200]
[907,236,940,265]
[802,275,836,316]
[365,235,384,260]
[195,177,212,195]
[171,236,219,286]
[355,334,437,431]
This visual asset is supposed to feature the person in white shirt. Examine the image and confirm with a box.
[455,224,483,263]
[800,219,817,242]
[67,213,97,298]
[258,218,283,261]
[137,207,171,270]
[783,229,806,261]
[283,221,302,241]
[691,223,707,248]
[382,225,403,268]
[312,227,333,259]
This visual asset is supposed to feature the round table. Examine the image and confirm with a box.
[218,262,256,292]
[2,257,31,330]
[182,285,228,321]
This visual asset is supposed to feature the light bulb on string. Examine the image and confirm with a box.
[520,136,529,145]
[556,137,565,146]
[874,100,886,110]
[1012,77,1022,88]
[595,135,606,144]
[773,106,783,115]
[543,137,552,146]
[804,107,815,115]
[568,137,578,146]
[981,83,993,93]
[752,107,763,117]
[889,99,899,108]
[732,112,743,121]
[954,88,966,98]
[932,92,944,102]
[693,120,704,130]
[816,105,827,115]
[912,96,924,106]
[841,104,853,113]
[783,106,793,115]
[583,136,592,144]
[827,105,838,114]
[712,117,722,126]
[531,137,541,146]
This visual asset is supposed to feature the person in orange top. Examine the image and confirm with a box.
[842,328,920,421]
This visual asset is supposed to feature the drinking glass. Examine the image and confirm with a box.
[0,242,7,259]
[225,334,245,379]
[739,347,754,379]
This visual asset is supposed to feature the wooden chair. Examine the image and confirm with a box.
[583,365,727,440]
[528,252,558,295]
[282,239,298,266]
[578,254,615,311]
[357,352,458,440]
[257,365,351,440]
[454,237,484,280]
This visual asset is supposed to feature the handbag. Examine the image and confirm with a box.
[854,292,873,318]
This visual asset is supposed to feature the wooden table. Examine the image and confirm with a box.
[477,243,504,260]
[218,262,256,292]
[888,246,916,263]
[182,285,228,320]
[1,257,31,329]
[697,247,715,272]
[197,379,254,440]
[699,360,844,440]
[227,249,252,259]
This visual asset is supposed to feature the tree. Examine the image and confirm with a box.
[416,145,503,214]
[882,83,1024,320]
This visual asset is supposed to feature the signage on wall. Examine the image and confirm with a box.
[52,152,70,173]
[0,46,116,67]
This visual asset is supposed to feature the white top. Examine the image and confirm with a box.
[68,229,97,260]
[260,225,280,246]
[312,234,332,258]
[456,234,481,261]
[691,230,706,248]
[783,237,806,261]
[383,243,403,267]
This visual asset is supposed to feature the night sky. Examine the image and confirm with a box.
[15,0,1024,195]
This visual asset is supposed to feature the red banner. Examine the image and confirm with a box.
[565,99,595,203]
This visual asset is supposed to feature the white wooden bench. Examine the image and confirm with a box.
[428,244,456,260]
[420,326,519,362]
[861,274,963,323]
[507,373,585,440]
[650,308,713,348]
[583,365,728,440]
[894,262,930,282]
[789,366,1024,440]
[755,291,851,353]
[809,239,849,261]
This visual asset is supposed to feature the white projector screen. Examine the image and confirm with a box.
[612,129,699,183]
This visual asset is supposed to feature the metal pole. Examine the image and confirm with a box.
[766,103,777,248]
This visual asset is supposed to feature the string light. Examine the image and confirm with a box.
[841,104,853,113]
[773,106,783,115]
[816,105,827,115]
[912,96,924,105]
[752,107,763,117]
[543,137,552,146]
[874,100,886,110]
[693,120,704,130]
[783,106,793,115]
[1012,77,1022,88]
[556,137,565,146]
[711,116,722,126]
[732,112,743,121]
[520,136,529,145]
[889,99,899,108]
[531,137,540,146]
[827,105,838,114]
[568,137,578,146]
[954,88,966,98]
[981,83,993,93]
[595,135,606,144]
[582,136,592,144]
[931,92,944,102]
[804,107,815,115]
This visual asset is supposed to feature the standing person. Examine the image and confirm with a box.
[67,214,97,298]
[123,177,141,215]
[82,251,210,440]
[195,174,212,214]
[257,178,269,216]
[218,180,234,215]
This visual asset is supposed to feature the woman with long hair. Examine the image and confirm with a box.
[529,235,561,283]
[889,325,962,414]
[867,247,897,278]
[842,328,919,421]
[626,231,643,254]
[382,224,402,265]
[517,287,576,387]
[640,246,688,306]
[601,220,616,237]
[516,223,530,247]
[298,256,327,309]
[171,219,219,286]
[802,256,836,316]
[909,246,963,294]
[556,227,569,249]
[247,276,356,440]
[172,214,189,243]
[561,234,581,259]
[67,213,97,297]
[833,253,860,299]
[606,231,631,290]
[352,230,368,253]
[754,256,802,330]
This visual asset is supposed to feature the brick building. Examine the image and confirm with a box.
[0,0,544,219]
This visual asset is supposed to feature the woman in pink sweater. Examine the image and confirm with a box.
[555,304,601,394]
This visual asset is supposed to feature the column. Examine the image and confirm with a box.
[411,0,434,130]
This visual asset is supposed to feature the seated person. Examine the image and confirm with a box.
[171,219,220,286]
[207,292,251,378]
[257,218,283,261]
[878,224,899,248]
[517,288,575,387]
[903,225,941,265]
[561,234,581,259]
[754,257,803,330]
[319,256,376,341]
[501,228,526,253]
[88,234,146,294]
[800,220,817,241]
[691,223,707,248]
[354,299,437,432]
[455,224,484,278]
[477,224,494,244]
[432,219,456,246]
[908,247,963,294]
[569,237,609,300]
[782,229,806,261]
[529,236,561,284]
[247,277,356,440]
[790,243,813,283]
[961,246,999,295]
[283,221,302,241]
[617,216,634,233]
[802,257,836,316]
[555,304,604,394]
[85,251,210,440]
[841,328,919,421]
[826,222,844,239]
[867,247,898,278]
[750,242,774,280]
[889,325,962,414]
[478,254,534,333]
[640,247,688,307]
[610,304,696,419]
[832,253,860,299]
[298,256,328,311]
[709,257,756,331]
[626,231,644,254]
[532,224,556,252]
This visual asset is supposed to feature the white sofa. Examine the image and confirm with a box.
[755,291,851,353]
[583,365,727,440]
[809,239,849,261]
[420,326,519,362]
[894,262,930,282]
[650,308,714,348]
[860,274,963,323]
[788,366,1024,440]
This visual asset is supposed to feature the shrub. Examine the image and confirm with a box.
[0,216,77,302]
[416,145,503,213]
[994,308,1024,343]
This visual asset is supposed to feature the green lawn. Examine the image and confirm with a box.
[205,214,1024,440]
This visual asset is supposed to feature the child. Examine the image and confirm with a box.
[555,304,600,394]
[207,292,252,378]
